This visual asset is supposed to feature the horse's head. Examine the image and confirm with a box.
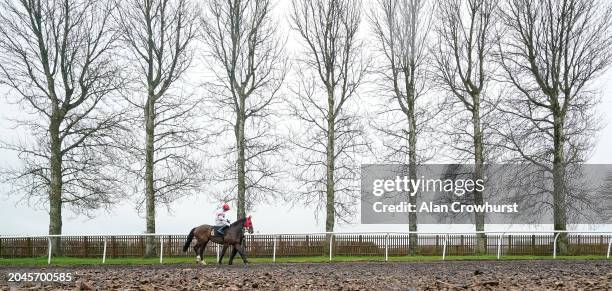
[244,215,254,234]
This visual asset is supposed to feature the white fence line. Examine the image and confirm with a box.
[1,230,611,265]
[4,229,612,239]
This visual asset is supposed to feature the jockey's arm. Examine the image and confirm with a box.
[215,211,231,226]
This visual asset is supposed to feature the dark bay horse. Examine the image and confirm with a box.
[182,216,253,265]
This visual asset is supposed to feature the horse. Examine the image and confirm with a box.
[182,215,253,265]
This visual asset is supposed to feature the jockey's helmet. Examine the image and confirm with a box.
[222,203,230,211]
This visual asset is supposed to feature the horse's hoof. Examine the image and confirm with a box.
[201,260,207,265]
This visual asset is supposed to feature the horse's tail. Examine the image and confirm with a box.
[182,227,195,252]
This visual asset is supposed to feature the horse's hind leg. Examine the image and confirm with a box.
[234,244,249,264]
[194,243,201,263]
[198,241,208,265]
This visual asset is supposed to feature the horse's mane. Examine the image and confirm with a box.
[229,217,247,227]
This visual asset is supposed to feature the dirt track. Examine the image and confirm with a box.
[1,260,611,290]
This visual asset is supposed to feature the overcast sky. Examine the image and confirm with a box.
[1,1,612,236]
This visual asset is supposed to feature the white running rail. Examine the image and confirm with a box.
[1,230,611,265]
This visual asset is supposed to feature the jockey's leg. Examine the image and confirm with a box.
[218,225,228,236]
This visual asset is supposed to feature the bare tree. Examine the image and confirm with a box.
[290,0,369,232]
[117,0,200,257]
[370,0,434,255]
[201,0,287,219]
[497,0,612,253]
[0,0,125,254]
[433,0,499,253]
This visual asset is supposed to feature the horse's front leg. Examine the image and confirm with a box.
[218,244,229,264]
[228,246,238,265]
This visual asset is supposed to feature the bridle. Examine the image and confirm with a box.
[244,216,253,233]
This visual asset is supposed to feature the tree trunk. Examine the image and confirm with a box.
[144,97,157,257]
[325,90,335,256]
[236,95,247,220]
[48,111,63,256]
[472,93,486,254]
[407,94,418,255]
[325,90,336,233]
[552,113,568,255]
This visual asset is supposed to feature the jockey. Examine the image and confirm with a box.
[215,203,231,236]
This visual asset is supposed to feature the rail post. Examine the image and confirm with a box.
[553,232,561,259]
[329,234,333,262]
[385,233,389,261]
[47,237,52,265]
[607,236,612,259]
[273,235,277,263]
[497,234,503,260]
[159,236,164,264]
[216,244,220,262]
[442,234,448,260]
[102,237,107,264]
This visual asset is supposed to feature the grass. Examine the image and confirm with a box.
[0,254,608,266]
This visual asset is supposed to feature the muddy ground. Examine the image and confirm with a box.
[1,260,611,290]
